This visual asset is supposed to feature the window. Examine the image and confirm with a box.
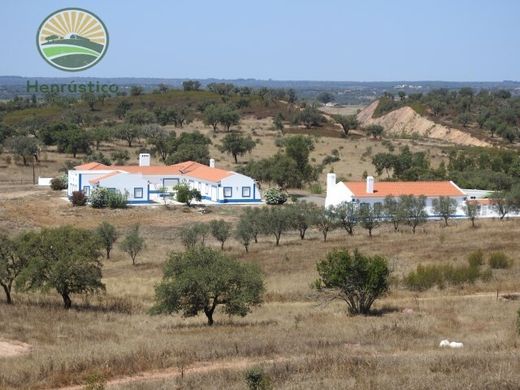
[242,186,251,197]
[134,187,144,199]
[82,186,90,196]
[205,183,209,194]
[224,187,232,198]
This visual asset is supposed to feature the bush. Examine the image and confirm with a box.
[468,249,484,268]
[488,252,511,269]
[245,367,272,390]
[404,262,482,291]
[89,187,110,208]
[404,264,444,291]
[264,187,288,205]
[71,191,87,206]
[314,249,389,315]
[107,191,128,209]
[50,175,68,190]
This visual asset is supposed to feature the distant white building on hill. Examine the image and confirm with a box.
[68,154,262,205]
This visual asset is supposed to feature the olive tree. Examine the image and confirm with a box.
[259,207,292,246]
[359,204,382,237]
[151,247,264,325]
[314,207,338,242]
[332,202,358,236]
[400,195,427,233]
[0,234,29,304]
[314,249,389,315]
[17,226,105,309]
[464,202,478,228]
[432,196,458,226]
[95,221,118,259]
[120,225,145,265]
[383,195,405,232]
[209,219,232,250]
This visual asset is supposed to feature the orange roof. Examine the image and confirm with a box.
[75,162,110,170]
[344,181,465,198]
[78,161,233,182]
[89,171,123,185]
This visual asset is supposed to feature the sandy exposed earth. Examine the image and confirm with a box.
[356,100,490,147]
[0,340,31,358]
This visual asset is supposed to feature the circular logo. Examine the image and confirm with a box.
[36,8,108,72]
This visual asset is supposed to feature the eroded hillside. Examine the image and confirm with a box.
[357,100,490,147]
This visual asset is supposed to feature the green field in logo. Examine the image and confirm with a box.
[37,8,108,72]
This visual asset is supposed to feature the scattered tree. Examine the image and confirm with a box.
[151,247,264,325]
[209,219,232,250]
[120,225,145,265]
[95,222,118,259]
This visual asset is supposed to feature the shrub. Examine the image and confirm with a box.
[89,188,110,208]
[404,262,483,291]
[488,252,511,269]
[404,264,444,291]
[50,175,68,190]
[264,187,288,205]
[314,248,390,315]
[107,190,128,209]
[175,183,202,206]
[71,191,87,206]
[468,249,484,268]
[245,367,272,390]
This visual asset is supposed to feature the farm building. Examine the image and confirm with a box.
[68,154,262,205]
[325,173,467,217]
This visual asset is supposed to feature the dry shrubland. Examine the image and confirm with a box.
[0,187,520,389]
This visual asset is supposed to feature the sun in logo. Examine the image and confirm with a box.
[37,8,108,71]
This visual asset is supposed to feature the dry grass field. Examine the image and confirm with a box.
[1,186,520,389]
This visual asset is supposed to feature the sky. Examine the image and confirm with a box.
[2,0,520,81]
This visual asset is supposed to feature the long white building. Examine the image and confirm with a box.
[325,173,467,216]
[324,173,520,219]
[68,154,262,205]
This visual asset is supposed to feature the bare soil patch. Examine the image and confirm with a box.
[0,340,31,358]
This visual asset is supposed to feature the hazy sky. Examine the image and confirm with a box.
[2,0,520,81]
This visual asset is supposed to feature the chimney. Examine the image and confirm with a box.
[326,172,336,195]
[209,158,215,168]
[139,153,150,167]
[366,176,374,194]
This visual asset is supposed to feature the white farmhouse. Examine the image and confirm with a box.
[325,173,467,217]
[68,154,262,205]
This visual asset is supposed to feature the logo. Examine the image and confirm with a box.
[37,8,108,72]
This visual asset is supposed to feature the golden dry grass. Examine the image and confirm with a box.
[1,186,520,389]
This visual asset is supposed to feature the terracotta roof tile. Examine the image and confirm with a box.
[78,161,233,182]
[344,181,465,198]
[88,171,123,185]
[75,162,110,170]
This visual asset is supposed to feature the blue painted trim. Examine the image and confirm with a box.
[78,173,82,195]
[147,184,150,202]
[127,200,155,205]
[201,195,211,200]
[253,183,256,200]
[217,198,263,203]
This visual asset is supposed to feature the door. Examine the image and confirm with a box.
[211,186,217,202]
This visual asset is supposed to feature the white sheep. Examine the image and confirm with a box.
[439,339,463,348]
